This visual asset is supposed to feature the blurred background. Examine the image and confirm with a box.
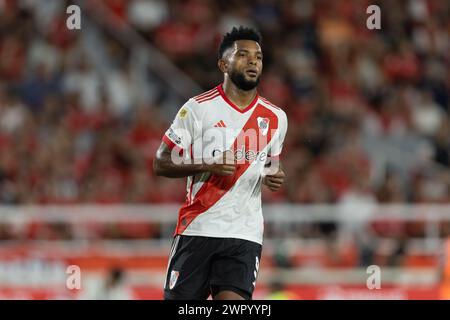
[0,0,449,299]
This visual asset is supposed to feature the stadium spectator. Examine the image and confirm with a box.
[0,0,448,262]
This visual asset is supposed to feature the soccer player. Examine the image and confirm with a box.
[153,26,288,300]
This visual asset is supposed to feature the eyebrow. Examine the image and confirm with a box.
[236,49,263,55]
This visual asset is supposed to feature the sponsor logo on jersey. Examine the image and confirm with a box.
[178,107,188,119]
[168,128,182,145]
[214,120,226,128]
[234,145,267,162]
[169,270,179,289]
[210,147,267,163]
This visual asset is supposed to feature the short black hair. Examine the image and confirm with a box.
[218,26,262,59]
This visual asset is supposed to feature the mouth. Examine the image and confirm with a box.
[245,70,258,78]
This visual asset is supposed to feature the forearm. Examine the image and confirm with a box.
[153,143,236,178]
[153,153,208,178]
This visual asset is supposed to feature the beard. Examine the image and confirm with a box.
[229,70,260,91]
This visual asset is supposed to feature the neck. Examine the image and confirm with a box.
[222,78,257,110]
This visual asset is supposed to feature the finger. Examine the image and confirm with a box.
[220,171,235,176]
[266,177,284,184]
[266,181,282,189]
[263,176,281,184]
[276,172,286,178]
[216,168,234,176]
[222,164,236,171]
[269,171,285,178]
[221,167,236,175]
[267,176,284,182]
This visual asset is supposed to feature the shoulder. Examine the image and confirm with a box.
[258,96,287,123]
[191,87,221,105]
[184,87,221,115]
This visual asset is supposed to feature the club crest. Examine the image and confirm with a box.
[169,270,179,290]
[257,117,270,136]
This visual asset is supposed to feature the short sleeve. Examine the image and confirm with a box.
[269,110,288,159]
[162,99,200,152]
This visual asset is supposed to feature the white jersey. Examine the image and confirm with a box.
[162,84,288,244]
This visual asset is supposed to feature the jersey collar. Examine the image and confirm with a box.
[217,83,259,114]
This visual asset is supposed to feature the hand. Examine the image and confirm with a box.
[204,150,236,176]
[263,167,285,192]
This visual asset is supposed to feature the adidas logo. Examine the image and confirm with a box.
[214,120,227,128]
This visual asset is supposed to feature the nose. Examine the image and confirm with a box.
[248,58,257,66]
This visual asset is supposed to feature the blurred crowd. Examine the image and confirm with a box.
[0,0,449,209]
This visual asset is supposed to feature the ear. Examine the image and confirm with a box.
[218,58,227,74]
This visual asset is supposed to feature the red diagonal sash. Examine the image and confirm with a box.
[175,104,278,234]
